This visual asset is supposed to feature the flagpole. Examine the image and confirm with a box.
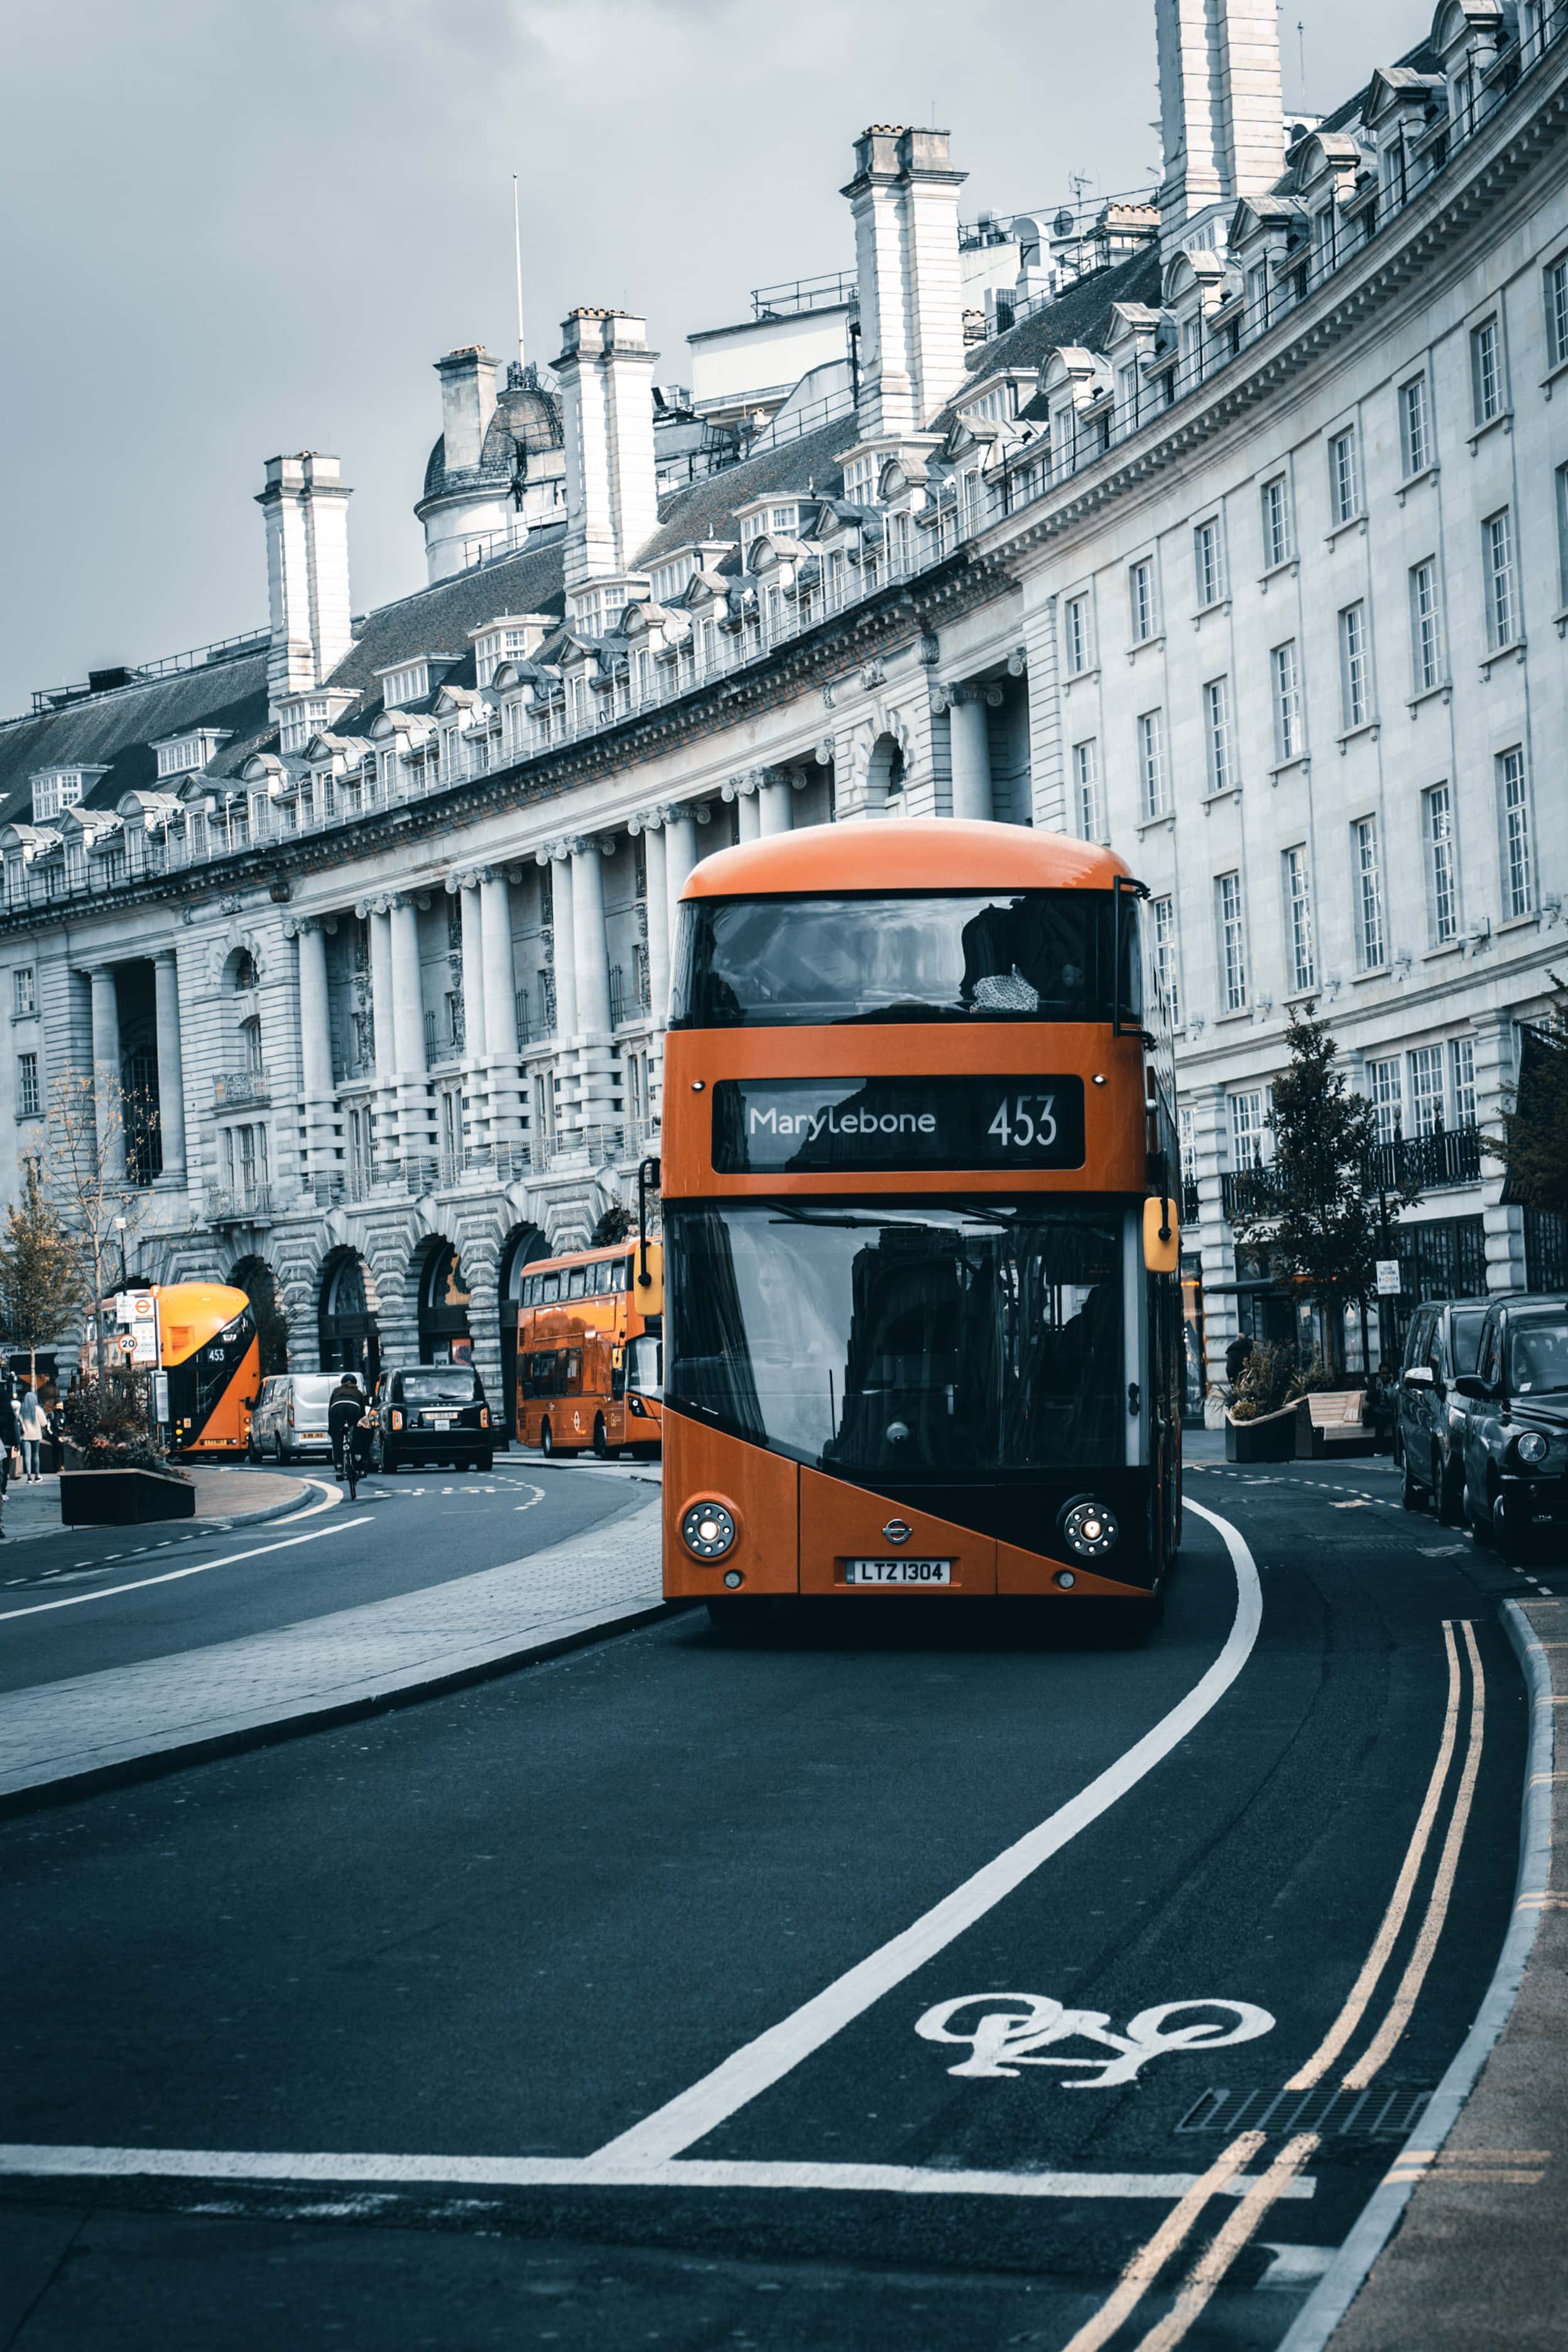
[512,173,526,371]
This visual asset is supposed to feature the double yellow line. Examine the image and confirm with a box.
[1062,1620,1486,2352]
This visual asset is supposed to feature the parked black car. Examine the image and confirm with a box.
[370,1364,494,1474]
[1395,1297,1489,1522]
[1454,1293,1568,1562]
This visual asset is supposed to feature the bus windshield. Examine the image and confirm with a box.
[666,1199,1123,1476]
[670,891,1140,1028]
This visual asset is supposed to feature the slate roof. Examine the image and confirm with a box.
[320,528,568,703]
[637,415,851,568]
[0,656,272,830]
[941,245,1167,424]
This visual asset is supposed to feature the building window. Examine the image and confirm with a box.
[1408,1044,1447,1136]
[1367,1055,1403,1144]
[15,1052,39,1120]
[1548,256,1568,371]
[1064,593,1092,675]
[1329,427,1361,525]
[1217,871,1248,1012]
[1129,557,1157,643]
[1338,604,1370,730]
[1312,204,1337,279]
[1354,815,1386,969]
[1229,1087,1269,1167]
[380,662,428,710]
[1424,783,1458,945]
[1271,640,1303,763]
[1194,516,1225,607]
[1204,675,1234,793]
[1498,745,1533,918]
[1138,709,1169,819]
[1484,509,1518,649]
[1399,376,1430,476]
[1410,559,1444,693]
[1073,740,1105,841]
[1261,475,1292,569]
[1247,263,1270,330]
[1470,316,1504,427]
[30,770,85,824]
[1450,1035,1477,1129]
[12,967,35,1018]
[1152,895,1181,1026]
[1283,846,1316,993]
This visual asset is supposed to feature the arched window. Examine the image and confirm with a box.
[233,950,257,991]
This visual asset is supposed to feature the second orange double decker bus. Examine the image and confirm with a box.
[658,819,1182,1631]
[514,1241,665,1459]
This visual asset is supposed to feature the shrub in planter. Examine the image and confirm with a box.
[1228,1341,1296,1424]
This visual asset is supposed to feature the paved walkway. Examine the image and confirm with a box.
[0,1498,666,1809]
[1,1467,310,1545]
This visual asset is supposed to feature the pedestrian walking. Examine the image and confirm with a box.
[0,1383,18,1537]
[17,1384,45,1481]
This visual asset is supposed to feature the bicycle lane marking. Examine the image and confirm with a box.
[0,1518,368,1621]
[590,1498,1263,2169]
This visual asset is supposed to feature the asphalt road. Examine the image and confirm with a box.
[0,1455,1537,2350]
[0,1459,650,1697]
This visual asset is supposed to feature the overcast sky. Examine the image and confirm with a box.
[1,0,1426,717]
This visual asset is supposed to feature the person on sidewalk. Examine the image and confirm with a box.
[17,1385,44,1481]
[0,1383,18,1536]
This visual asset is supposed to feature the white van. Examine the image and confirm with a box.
[248,1373,340,1464]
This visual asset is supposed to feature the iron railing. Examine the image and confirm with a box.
[1363,1124,1483,1194]
[212,1069,270,1108]
[207,1184,273,1224]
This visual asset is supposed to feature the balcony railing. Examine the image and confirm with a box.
[207,1184,273,1224]
[1218,1125,1484,1222]
[212,1069,270,1108]
[10,19,1563,918]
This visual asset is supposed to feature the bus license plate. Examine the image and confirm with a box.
[844,1559,952,1585]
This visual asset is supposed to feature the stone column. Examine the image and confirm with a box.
[948,686,995,823]
[572,836,621,1140]
[756,767,795,837]
[291,920,334,1187]
[453,874,488,1156]
[479,869,524,1147]
[545,846,577,1040]
[363,901,396,1170]
[151,949,187,1184]
[1187,1081,1237,1415]
[87,966,124,1180]
[663,803,699,947]
[1473,1008,1526,1293]
[388,894,427,1162]
[640,820,670,1021]
[734,780,761,841]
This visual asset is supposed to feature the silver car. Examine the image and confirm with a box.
[248,1373,340,1464]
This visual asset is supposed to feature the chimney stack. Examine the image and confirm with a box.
[844,125,967,438]
[256,453,353,713]
[1155,0,1287,253]
[434,346,499,476]
[555,309,658,590]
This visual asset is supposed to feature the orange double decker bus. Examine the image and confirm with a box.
[99,1282,260,1457]
[659,819,1182,1632]
[514,1241,665,1459]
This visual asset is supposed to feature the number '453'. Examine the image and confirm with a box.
[988,1095,1057,1150]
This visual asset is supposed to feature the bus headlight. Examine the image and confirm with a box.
[682,1500,736,1560]
[1060,1498,1119,1560]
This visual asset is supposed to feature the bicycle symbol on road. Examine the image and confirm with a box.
[915,1992,1275,2089]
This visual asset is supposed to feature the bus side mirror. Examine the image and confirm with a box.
[1143,1195,1180,1275]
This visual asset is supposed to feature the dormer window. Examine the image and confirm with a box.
[651,557,695,604]
[843,454,881,504]
[277,700,330,756]
[151,727,229,780]
[30,769,90,822]
[379,661,431,710]
[1382,137,1408,208]
[1311,205,1337,278]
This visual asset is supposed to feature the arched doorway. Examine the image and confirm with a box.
[231,1255,289,1375]
[418,1241,472,1365]
[498,1225,550,1437]
[319,1252,379,1381]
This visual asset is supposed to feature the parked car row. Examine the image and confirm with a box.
[1397,1290,1568,1562]
[249,1364,495,1473]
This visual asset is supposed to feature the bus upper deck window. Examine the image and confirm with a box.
[542,1273,561,1303]
[568,1267,588,1298]
[670,892,1123,1028]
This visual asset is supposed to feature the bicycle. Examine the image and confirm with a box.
[332,1412,371,1501]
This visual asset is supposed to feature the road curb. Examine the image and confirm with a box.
[189,1479,324,1535]
[0,1594,694,1822]
[1277,1595,1556,2352]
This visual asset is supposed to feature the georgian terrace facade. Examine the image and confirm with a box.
[1,0,1565,1407]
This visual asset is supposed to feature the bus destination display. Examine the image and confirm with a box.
[711,1075,1087,1174]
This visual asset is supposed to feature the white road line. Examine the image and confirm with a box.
[1285,1621,1463,2092]
[275,1480,343,1523]
[0,2145,1314,2201]
[1131,2133,1320,2352]
[1343,1619,1485,2090]
[591,1497,1263,2169]
[1059,2133,1265,2352]
[0,1516,367,1620]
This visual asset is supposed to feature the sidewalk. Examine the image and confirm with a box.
[1,1467,312,1545]
[0,1497,668,1811]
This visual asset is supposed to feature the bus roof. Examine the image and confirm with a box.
[522,1239,660,1279]
[680,819,1133,901]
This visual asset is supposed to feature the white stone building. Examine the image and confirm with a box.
[2,0,1565,1415]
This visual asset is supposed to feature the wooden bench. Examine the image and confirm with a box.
[1295,1389,1378,1459]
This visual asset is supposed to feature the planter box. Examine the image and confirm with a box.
[1224,1403,1298,1462]
[61,1468,196,1525]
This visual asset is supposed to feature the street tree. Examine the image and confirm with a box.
[1485,980,1568,1220]
[1231,1004,1419,1375]
[0,1153,88,1394]
[46,1065,157,1385]
[591,1204,634,1247]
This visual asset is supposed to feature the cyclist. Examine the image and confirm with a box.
[327,1372,370,1497]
